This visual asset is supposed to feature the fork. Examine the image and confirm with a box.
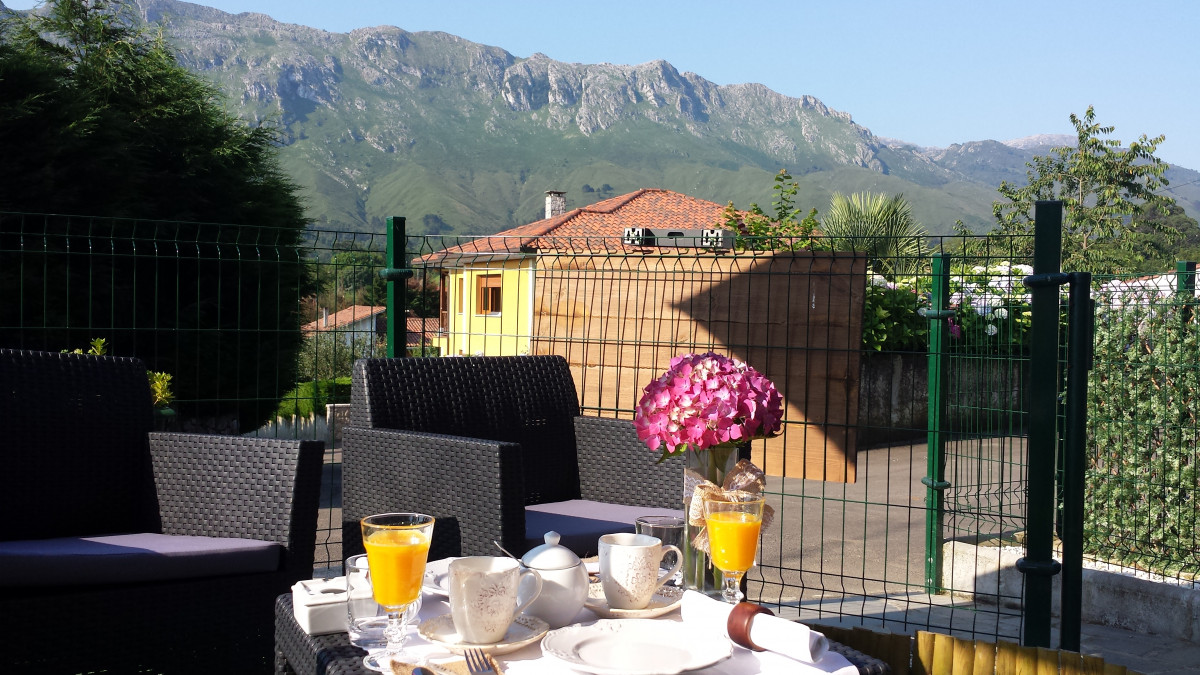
[463,648,498,674]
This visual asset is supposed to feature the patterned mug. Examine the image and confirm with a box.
[598,533,683,610]
[448,556,543,644]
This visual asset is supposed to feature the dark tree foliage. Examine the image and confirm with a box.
[0,0,313,431]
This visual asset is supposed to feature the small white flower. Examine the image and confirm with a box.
[993,308,1009,319]
[986,324,999,336]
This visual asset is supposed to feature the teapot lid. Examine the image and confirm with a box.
[521,531,581,570]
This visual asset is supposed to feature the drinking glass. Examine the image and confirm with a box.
[635,515,685,587]
[360,513,435,672]
[703,492,765,604]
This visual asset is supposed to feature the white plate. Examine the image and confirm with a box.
[541,619,731,675]
[422,570,449,597]
[584,582,684,619]
[422,557,458,597]
[417,613,549,656]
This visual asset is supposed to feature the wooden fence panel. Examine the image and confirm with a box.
[531,251,867,481]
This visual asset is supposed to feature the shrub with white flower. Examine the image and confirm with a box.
[947,261,1034,354]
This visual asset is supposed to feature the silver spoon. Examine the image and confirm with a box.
[493,540,519,560]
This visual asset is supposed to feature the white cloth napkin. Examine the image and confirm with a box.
[679,591,830,663]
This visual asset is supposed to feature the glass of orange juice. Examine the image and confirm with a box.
[360,513,435,671]
[704,491,765,604]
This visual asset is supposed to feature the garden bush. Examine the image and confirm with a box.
[1086,288,1200,576]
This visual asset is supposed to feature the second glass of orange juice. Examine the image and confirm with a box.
[704,492,765,604]
[361,513,434,671]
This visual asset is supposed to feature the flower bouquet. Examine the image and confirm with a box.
[633,351,783,595]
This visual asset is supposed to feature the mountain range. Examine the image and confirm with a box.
[9,0,1200,236]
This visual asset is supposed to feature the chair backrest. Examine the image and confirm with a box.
[351,355,583,504]
[0,349,159,541]
[812,624,1145,675]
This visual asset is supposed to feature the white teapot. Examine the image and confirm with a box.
[520,531,588,628]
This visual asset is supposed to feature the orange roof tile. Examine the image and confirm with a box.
[405,315,441,346]
[301,305,386,333]
[416,189,731,266]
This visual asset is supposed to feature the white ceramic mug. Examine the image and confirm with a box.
[448,556,543,644]
[598,533,683,610]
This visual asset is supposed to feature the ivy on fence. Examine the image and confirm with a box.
[1087,285,1200,577]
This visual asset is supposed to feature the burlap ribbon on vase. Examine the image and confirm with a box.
[685,458,775,553]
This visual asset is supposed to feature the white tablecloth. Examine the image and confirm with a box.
[399,558,859,675]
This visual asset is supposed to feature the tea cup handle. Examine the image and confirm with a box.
[655,545,683,589]
[514,568,543,617]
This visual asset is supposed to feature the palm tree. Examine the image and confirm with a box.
[821,192,928,277]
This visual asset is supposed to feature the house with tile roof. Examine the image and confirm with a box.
[418,189,731,357]
[413,188,870,482]
[302,305,386,344]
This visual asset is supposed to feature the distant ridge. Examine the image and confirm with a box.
[1002,134,1076,150]
[5,0,1196,231]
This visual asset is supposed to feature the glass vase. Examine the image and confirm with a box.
[682,443,741,597]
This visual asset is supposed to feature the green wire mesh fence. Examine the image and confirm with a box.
[10,211,1195,646]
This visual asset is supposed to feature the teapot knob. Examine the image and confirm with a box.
[544,531,561,546]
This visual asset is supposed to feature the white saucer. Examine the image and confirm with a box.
[584,582,684,619]
[542,619,731,675]
[417,613,549,656]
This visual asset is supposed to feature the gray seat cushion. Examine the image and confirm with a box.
[525,500,685,557]
[0,533,282,587]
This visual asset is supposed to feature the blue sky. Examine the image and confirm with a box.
[8,0,1200,170]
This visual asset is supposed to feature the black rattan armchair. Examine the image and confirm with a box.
[0,349,324,674]
[342,355,684,561]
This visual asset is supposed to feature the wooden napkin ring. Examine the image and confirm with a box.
[726,601,774,651]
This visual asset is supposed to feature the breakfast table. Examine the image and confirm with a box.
[276,559,887,675]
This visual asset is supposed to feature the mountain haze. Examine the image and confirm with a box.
[12,0,1199,235]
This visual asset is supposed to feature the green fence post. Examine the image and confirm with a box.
[1059,271,1092,652]
[381,216,411,358]
[923,252,952,594]
[1177,261,1196,325]
[1019,200,1064,648]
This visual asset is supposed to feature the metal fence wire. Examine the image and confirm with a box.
[9,211,1194,646]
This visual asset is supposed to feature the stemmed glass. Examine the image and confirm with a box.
[704,491,765,604]
[360,513,435,672]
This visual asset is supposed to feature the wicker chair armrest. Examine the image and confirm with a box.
[341,426,526,559]
[147,433,324,575]
[574,416,685,510]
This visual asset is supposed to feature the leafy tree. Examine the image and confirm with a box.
[991,106,1174,273]
[721,169,821,250]
[0,0,311,431]
[1108,204,1200,274]
[820,192,928,276]
[329,250,387,306]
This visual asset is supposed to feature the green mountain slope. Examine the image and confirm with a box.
[100,1,1187,235]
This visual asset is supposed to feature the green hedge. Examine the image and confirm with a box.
[275,377,352,418]
[1086,295,1200,576]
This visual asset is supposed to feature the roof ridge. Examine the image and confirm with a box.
[581,188,656,214]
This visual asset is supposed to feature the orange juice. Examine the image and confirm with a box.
[362,529,431,607]
[706,511,762,573]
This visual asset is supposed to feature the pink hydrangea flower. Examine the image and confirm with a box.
[633,351,783,456]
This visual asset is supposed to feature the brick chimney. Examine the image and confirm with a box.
[545,191,567,219]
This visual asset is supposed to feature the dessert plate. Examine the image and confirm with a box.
[583,582,683,619]
[422,557,458,597]
[422,570,449,597]
[417,614,549,656]
[541,619,731,675]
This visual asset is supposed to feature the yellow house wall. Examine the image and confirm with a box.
[442,257,534,356]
